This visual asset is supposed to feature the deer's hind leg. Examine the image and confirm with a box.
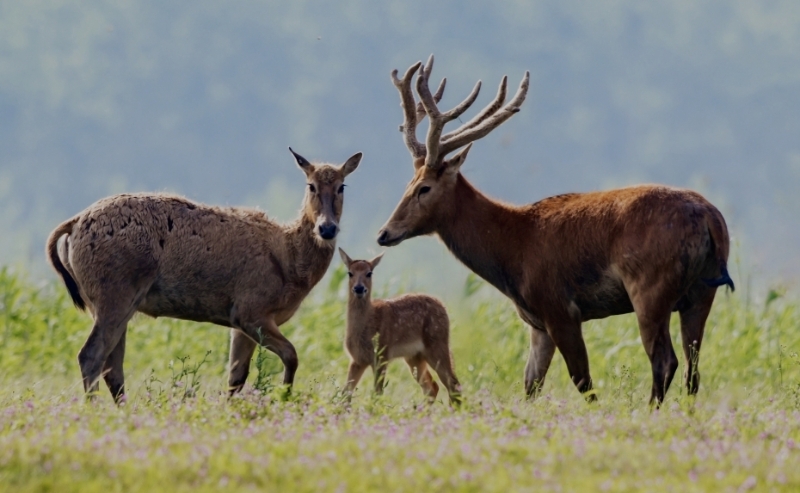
[423,345,462,406]
[678,283,717,395]
[79,299,140,400]
[405,354,439,403]
[627,281,680,406]
[102,330,127,403]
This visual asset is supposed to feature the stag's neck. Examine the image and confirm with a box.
[436,174,531,299]
[284,214,335,287]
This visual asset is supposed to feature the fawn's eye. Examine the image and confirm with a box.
[338,184,345,194]
[348,272,353,278]
[418,186,431,197]
[308,184,316,193]
[366,272,372,278]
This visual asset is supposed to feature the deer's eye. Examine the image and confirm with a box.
[308,184,316,193]
[338,184,345,194]
[366,272,372,278]
[418,186,431,197]
[348,272,353,278]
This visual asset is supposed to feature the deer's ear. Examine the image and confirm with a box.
[443,143,472,174]
[368,252,384,270]
[289,147,315,176]
[339,248,353,266]
[340,152,363,178]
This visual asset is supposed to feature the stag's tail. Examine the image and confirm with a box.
[701,209,735,292]
[46,216,86,310]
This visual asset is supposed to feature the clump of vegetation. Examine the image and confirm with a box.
[0,266,799,491]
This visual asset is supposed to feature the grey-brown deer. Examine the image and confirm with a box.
[377,55,733,405]
[46,148,361,402]
[339,248,461,405]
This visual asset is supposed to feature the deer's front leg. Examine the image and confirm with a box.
[344,361,368,401]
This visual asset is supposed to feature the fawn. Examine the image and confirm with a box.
[339,248,461,405]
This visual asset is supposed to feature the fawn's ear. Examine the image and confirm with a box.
[368,252,384,270]
[339,248,353,267]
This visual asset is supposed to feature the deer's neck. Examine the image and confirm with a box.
[346,297,375,337]
[436,174,532,301]
[284,213,335,288]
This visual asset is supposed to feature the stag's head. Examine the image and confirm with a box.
[290,148,362,243]
[377,55,529,247]
[339,248,383,300]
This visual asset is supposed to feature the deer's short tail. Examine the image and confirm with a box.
[701,210,735,292]
[46,217,86,310]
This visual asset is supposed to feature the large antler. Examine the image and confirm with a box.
[392,54,530,169]
[391,61,445,160]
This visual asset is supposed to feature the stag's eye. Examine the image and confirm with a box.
[418,186,431,197]
[338,184,345,194]
[308,184,316,193]
[348,272,353,278]
[366,272,372,278]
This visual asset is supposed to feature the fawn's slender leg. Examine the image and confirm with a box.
[405,355,439,402]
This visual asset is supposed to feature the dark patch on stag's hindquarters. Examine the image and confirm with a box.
[167,216,173,232]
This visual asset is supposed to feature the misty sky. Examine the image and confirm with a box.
[1,1,799,295]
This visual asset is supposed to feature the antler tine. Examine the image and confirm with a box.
[442,75,507,141]
[439,71,530,158]
[416,54,484,168]
[415,55,445,167]
[414,77,446,123]
[441,80,482,122]
[391,61,425,159]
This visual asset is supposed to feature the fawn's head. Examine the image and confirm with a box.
[377,55,529,247]
[290,148,362,243]
[339,248,383,300]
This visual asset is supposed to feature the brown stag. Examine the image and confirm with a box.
[377,55,733,405]
[46,148,361,402]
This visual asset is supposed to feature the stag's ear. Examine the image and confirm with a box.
[443,143,472,174]
[340,152,363,178]
[339,248,354,267]
[368,252,384,270]
[289,147,315,176]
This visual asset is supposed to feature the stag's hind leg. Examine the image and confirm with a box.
[405,355,439,403]
[629,286,680,406]
[678,283,717,395]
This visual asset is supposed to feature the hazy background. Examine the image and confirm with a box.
[2,1,799,298]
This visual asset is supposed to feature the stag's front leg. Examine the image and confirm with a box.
[546,316,596,401]
[228,329,258,395]
[525,327,556,398]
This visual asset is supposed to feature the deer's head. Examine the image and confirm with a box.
[290,148,362,243]
[377,55,529,247]
[339,248,383,300]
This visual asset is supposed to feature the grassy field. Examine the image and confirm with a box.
[0,265,798,492]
